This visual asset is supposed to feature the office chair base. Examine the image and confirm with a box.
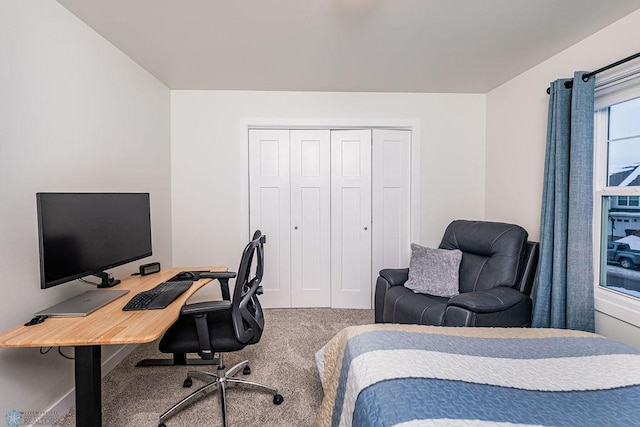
[158,358,283,427]
[136,352,219,367]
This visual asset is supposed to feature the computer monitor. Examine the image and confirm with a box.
[37,192,152,289]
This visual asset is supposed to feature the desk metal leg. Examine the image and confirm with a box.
[75,345,102,427]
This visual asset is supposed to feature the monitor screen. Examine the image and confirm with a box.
[37,192,152,289]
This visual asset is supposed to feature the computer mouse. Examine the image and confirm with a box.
[24,315,48,326]
[177,271,195,280]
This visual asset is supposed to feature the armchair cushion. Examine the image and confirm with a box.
[447,286,529,313]
[439,220,528,293]
[404,244,462,297]
[383,285,449,325]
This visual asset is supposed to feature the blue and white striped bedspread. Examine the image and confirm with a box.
[315,324,640,427]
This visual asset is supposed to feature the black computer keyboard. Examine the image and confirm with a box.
[122,280,194,311]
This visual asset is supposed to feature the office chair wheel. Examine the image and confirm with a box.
[183,377,193,388]
[273,394,284,405]
[158,423,166,427]
[243,365,251,375]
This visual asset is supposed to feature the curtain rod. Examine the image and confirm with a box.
[545,51,640,94]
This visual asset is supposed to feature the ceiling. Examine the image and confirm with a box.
[56,0,640,93]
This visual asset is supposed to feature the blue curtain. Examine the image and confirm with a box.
[531,71,595,332]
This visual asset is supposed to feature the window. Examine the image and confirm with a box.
[618,195,640,207]
[595,93,640,300]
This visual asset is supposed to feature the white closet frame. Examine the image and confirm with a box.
[239,119,422,306]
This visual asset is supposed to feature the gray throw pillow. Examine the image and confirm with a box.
[404,243,462,297]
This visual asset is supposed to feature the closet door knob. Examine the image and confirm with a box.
[294,226,298,230]
[364,227,368,231]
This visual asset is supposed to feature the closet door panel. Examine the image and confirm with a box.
[290,130,331,307]
[249,127,412,309]
[331,129,372,309]
[372,129,412,291]
[249,129,291,308]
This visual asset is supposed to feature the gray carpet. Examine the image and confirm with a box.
[54,308,374,427]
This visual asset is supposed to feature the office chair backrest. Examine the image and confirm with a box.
[231,230,266,345]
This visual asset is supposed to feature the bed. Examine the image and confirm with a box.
[315,324,640,426]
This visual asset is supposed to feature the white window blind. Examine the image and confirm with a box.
[595,63,640,110]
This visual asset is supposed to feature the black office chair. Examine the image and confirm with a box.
[157,230,283,427]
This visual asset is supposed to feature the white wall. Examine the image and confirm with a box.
[171,91,487,277]
[485,9,640,349]
[0,1,171,417]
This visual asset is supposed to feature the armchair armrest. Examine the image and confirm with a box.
[447,287,528,313]
[379,268,409,287]
[200,271,237,301]
[375,268,409,323]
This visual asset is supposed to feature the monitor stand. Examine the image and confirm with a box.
[93,272,121,288]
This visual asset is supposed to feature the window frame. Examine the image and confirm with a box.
[593,64,640,328]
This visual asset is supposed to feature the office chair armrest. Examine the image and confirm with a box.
[181,300,232,316]
[200,271,237,301]
[180,300,232,360]
[200,271,237,280]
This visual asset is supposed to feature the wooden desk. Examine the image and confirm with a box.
[0,267,226,427]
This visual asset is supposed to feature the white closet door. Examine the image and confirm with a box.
[249,129,291,308]
[330,129,372,309]
[290,130,331,307]
[372,129,412,304]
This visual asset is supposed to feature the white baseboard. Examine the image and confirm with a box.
[32,344,138,426]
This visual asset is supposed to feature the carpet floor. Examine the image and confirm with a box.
[54,308,374,427]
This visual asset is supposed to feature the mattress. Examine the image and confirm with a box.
[315,324,640,426]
